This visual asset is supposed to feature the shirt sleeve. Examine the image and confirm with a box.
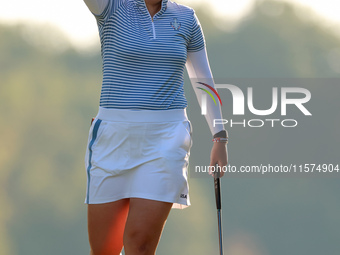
[187,10,206,52]
[83,0,123,25]
[83,0,109,15]
[186,47,226,136]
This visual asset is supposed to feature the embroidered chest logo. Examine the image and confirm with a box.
[170,18,181,31]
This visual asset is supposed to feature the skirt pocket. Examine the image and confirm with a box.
[91,121,131,176]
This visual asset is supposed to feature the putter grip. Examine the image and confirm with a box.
[214,177,221,209]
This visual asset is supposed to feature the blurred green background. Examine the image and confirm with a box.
[1,0,340,254]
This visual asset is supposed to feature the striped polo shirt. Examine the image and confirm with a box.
[92,0,206,110]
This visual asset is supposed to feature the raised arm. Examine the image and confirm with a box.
[186,47,226,136]
[83,0,109,15]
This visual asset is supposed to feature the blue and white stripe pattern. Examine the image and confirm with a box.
[93,0,205,110]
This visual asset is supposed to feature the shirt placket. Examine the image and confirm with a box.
[136,0,168,40]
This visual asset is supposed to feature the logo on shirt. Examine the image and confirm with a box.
[196,82,223,115]
[180,194,187,199]
[171,18,181,31]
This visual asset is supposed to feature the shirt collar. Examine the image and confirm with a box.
[135,0,168,17]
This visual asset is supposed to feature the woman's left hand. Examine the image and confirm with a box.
[209,142,228,177]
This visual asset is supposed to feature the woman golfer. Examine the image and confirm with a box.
[83,0,228,254]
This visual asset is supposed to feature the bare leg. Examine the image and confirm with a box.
[88,199,130,255]
[123,198,173,255]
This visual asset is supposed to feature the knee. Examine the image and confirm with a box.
[123,229,153,255]
[90,247,122,255]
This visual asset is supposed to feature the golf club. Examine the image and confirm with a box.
[214,163,223,255]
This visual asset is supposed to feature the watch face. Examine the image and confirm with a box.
[214,130,227,138]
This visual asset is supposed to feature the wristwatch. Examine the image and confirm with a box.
[213,130,228,139]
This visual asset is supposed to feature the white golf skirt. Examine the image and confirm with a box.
[84,107,193,209]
